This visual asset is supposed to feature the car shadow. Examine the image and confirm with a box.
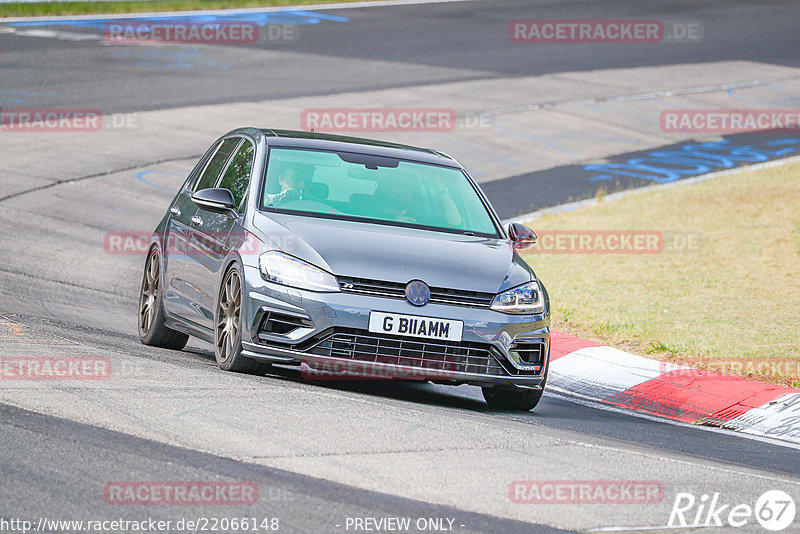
[180,346,541,416]
[266,364,491,412]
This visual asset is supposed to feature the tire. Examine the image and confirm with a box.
[139,247,189,350]
[215,265,271,375]
[482,369,547,411]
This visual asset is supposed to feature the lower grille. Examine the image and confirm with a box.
[306,328,507,377]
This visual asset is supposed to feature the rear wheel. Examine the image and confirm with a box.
[482,369,547,411]
[215,265,271,375]
[138,247,189,350]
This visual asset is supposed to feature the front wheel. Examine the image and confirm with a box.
[215,265,271,375]
[139,247,189,350]
[482,369,547,411]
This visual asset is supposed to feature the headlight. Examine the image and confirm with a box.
[259,251,340,292]
[490,281,544,314]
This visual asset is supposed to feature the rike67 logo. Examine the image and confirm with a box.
[669,490,796,531]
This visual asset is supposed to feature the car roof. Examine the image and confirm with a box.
[226,127,461,168]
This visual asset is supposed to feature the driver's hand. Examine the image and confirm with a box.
[277,188,301,205]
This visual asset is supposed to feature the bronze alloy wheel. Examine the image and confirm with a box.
[139,250,160,336]
[216,268,242,364]
[214,265,270,375]
[138,247,188,350]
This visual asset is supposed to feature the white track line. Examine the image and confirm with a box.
[3,27,101,40]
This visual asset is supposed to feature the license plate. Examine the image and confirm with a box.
[368,312,463,342]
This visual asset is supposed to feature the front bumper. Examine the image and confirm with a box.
[240,265,550,389]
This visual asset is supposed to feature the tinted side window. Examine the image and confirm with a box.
[218,139,254,211]
[183,141,221,191]
[194,138,240,192]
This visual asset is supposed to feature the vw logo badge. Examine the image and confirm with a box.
[405,280,431,306]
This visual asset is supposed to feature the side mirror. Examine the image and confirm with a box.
[191,188,236,216]
[508,223,537,250]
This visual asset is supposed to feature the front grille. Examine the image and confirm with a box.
[338,276,495,309]
[306,328,507,377]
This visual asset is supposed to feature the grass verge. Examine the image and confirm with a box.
[521,161,800,387]
[0,0,360,18]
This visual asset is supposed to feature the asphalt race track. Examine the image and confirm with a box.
[1,1,800,532]
[2,0,799,113]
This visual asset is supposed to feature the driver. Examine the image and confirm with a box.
[264,164,315,207]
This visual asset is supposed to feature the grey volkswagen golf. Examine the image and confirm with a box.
[139,128,550,410]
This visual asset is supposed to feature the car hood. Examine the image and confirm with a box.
[251,212,534,294]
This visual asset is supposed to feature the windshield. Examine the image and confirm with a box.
[260,147,499,237]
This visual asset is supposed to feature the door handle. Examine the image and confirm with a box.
[191,216,203,226]
[169,207,181,216]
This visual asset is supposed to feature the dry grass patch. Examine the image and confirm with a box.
[522,161,800,387]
